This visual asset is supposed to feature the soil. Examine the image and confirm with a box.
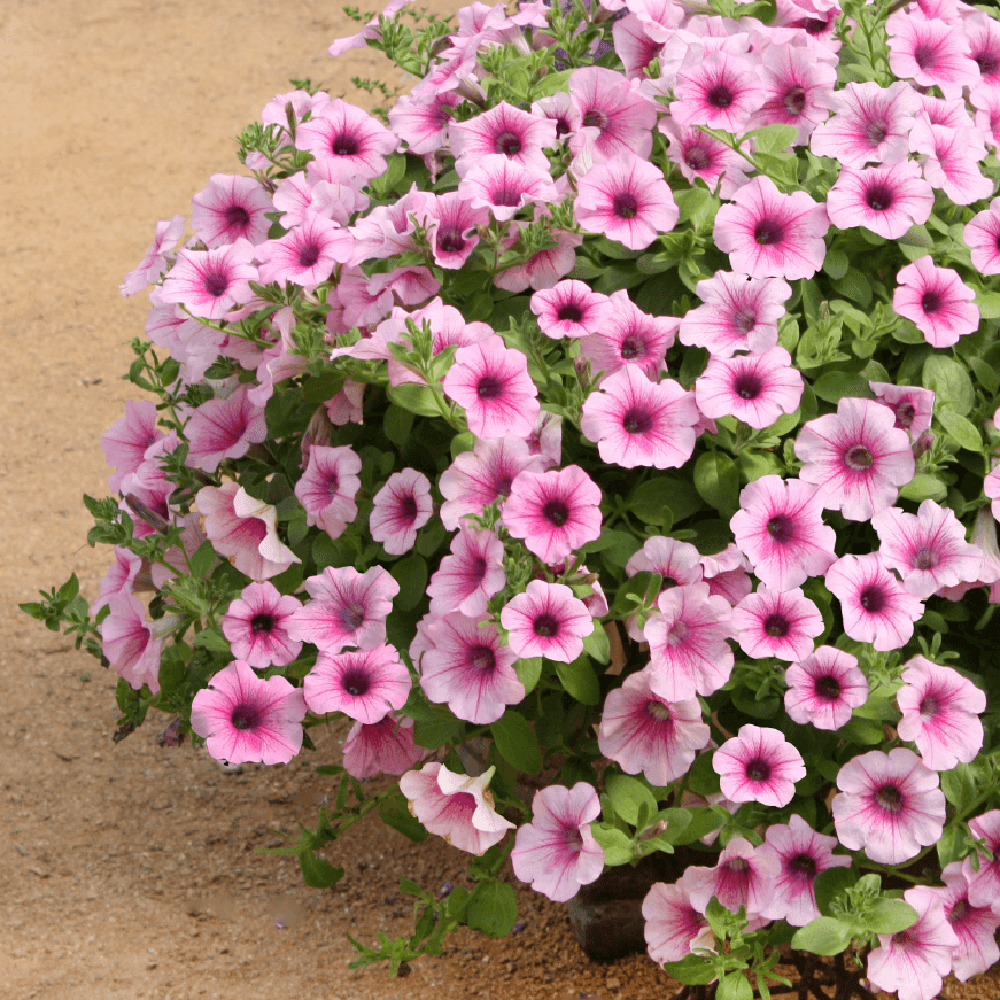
[2,2,999,999]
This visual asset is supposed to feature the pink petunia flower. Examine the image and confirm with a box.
[120,214,186,296]
[713,724,806,808]
[255,210,354,290]
[184,385,267,473]
[456,154,559,222]
[286,565,399,653]
[369,468,433,556]
[101,400,166,494]
[886,9,979,100]
[100,593,174,694]
[341,711,431,780]
[685,836,781,916]
[896,655,986,771]
[672,50,766,134]
[679,271,792,358]
[294,98,398,179]
[832,748,946,865]
[751,41,838,145]
[659,118,753,201]
[627,535,704,588]
[531,280,613,340]
[695,347,804,429]
[644,583,736,701]
[221,581,303,668]
[784,645,870,731]
[825,161,935,240]
[450,101,557,174]
[421,191,489,270]
[872,500,984,599]
[442,334,541,440]
[643,871,714,965]
[597,671,710,785]
[909,118,993,207]
[795,397,915,521]
[399,762,516,855]
[91,547,144,615]
[866,886,960,1000]
[731,586,823,662]
[755,815,852,927]
[427,524,506,618]
[388,91,460,155]
[700,543,754,606]
[809,81,923,167]
[294,444,362,540]
[511,783,605,903]
[963,810,1000,909]
[500,580,595,663]
[159,238,258,320]
[567,66,659,165]
[892,255,979,348]
[580,365,700,469]
[190,173,273,248]
[579,289,680,382]
[868,381,936,438]
[964,195,1000,274]
[419,613,524,725]
[190,658,307,765]
[303,643,411,723]
[492,218,583,293]
[929,862,1000,982]
[502,465,602,565]
[574,154,679,251]
[730,475,838,592]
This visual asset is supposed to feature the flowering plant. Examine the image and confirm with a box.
[22,0,1000,993]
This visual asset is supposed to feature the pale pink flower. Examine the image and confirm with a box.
[388,91,459,155]
[932,862,1000,982]
[643,871,714,965]
[896,655,985,771]
[644,583,736,701]
[626,535,704,588]
[784,645,869,731]
[120,214,185,295]
[159,238,258,320]
[511,783,604,903]
[795,397,915,521]
[700,544,754,606]
[731,586,823,661]
[892,255,979,348]
[294,444,362,540]
[492,220,583,293]
[872,500,984,599]
[341,711,430,780]
[184,385,267,473]
[328,0,410,56]
[713,176,830,281]
[825,161,934,240]
[909,118,993,206]
[567,66,658,164]
[868,381,935,438]
[832,748,946,865]
[730,475,837,592]
[255,210,354,290]
[500,580,595,663]
[422,192,489,270]
[530,280,613,340]
[963,810,1000,909]
[286,565,399,653]
[419,614,524,725]
[695,347,804,429]
[303,643,411,723]
[672,50,766,134]
[613,13,668,80]
[450,101,557,174]
[964,195,1000,274]
[190,173,273,248]
[755,814,852,926]
[579,290,679,382]
[679,271,792,358]
[502,465,602,565]
[886,9,979,100]
[294,98,398,179]
[659,118,753,201]
[222,582,303,668]
[580,365,699,469]
[427,525,506,618]
[752,42,838,145]
[91,547,144,615]
[685,836,781,916]
[456,154,559,221]
[369,468,433,556]
[597,671,710,785]
[101,400,166,493]
[987,467,1000,523]
[100,593,171,694]
[714,724,806,808]
[866,886,960,1000]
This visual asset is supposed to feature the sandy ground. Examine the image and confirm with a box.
[2,1,1000,998]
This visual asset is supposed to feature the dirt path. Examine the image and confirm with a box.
[1,2,999,998]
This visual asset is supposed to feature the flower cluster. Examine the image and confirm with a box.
[23,0,1000,995]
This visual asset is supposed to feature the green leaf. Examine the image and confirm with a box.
[940,762,978,814]
[555,654,600,706]
[531,67,573,98]
[937,408,983,452]
[813,866,859,917]
[299,851,344,888]
[694,451,739,517]
[605,774,659,827]
[590,823,634,866]
[899,473,948,503]
[830,268,871,306]
[937,824,963,869]
[822,247,849,280]
[465,880,518,938]
[745,123,799,154]
[867,899,918,935]
[811,370,874,404]
[717,972,754,1000]
[386,382,443,418]
[687,749,722,795]
[58,573,80,601]
[390,552,427,611]
[840,716,884,745]
[582,624,610,664]
[660,954,718,986]
[514,656,543,694]
[193,629,232,653]
[302,371,344,404]
[491,710,542,774]
[667,806,724,845]
[188,540,217,578]
[629,476,703,525]
[975,288,1000,319]
[969,356,1000,394]
[923,356,975,416]
[413,716,465,749]
[791,917,854,956]
[379,792,428,843]
[383,403,414,447]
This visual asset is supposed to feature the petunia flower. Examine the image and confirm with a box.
[825,161,934,239]
[100,593,175,694]
[731,586,824,661]
[659,118,753,201]
[450,100,557,174]
[832,747,946,865]
[500,580,595,662]
[963,810,1000,909]
[255,210,354,290]
[567,66,659,165]
[795,397,915,521]
[399,762,515,855]
[341,711,431,780]
[456,154,560,222]
[597,671,710,785]
[886,8,979,100]
[868,381,936,438]
[101,400,166,493]
[221,581,303,669]
[964,194,1000,274]
[929,862,1000,982]
[872,500,984,599]
[684,836,781,916]
[190,659,307,766]
[120,214,186,296]
[730,475,838,592]
[427,524,506,618]
[303,643,411,723]
[184,385,267,473]
[755,814,853,926]
[442,334,541,440]
[502,465,602,565]
[369,468,433,556]
[294,98,398,179]
[909,118,993,206]
[784,645,870,731]
[694,347,804,429]
[388,91,461,155]
[643,871,714,965]
[190,172,274,248]
[511,783,604,902]
[672,50,766,134]
[700,543,754,606]
[421,191,489,270]
[713,724,806,808]
[159,238,259,320]
[580,364,700,469]
[294,444,362,540]
[627,535,704,588]
[896,655,986,771]
[891,255,979,348]
[531,280,613,340]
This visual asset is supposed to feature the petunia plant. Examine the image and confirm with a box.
[21,0,1000,994]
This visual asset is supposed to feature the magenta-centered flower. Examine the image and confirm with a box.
[964,195,1000,275]
[832,748,946,865]
[500,580,595,662]
[511,783,604,903]
[685,836,781,917]
[370,468,433,556]
[341,711,430,780]
[642,872,714,965]
[159,238,258,320]
[222,581,302,669]
[825,161,934,240]
[714,724,806,808]
[531,280,613,340]
[731,586,823,662]
[303,643,411,724]
[695,347,804,430]
[892,255,979,348]
[784,645,870,731]
[427,524,506,618]
[295,444,362,540]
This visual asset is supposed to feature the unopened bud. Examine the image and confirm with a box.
[913,430,934,459]
[639,820,669,842]
[123,494,170,534]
